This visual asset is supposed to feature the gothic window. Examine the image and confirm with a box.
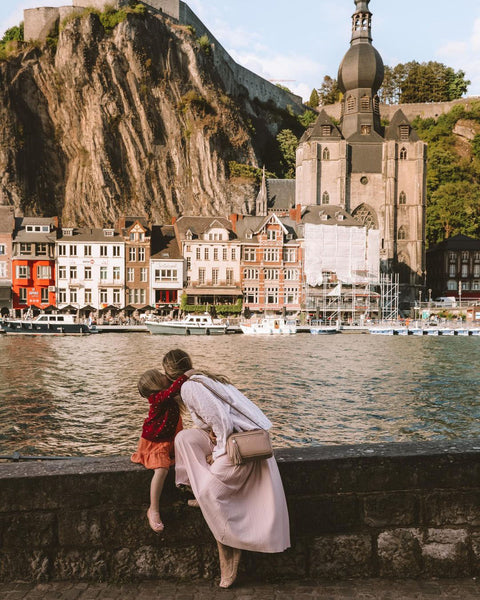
[352,204,378,230]
[360,95,370,111]
[400,147,408,160]
[399,191,407,205]
[347,96,356,113]
[398,226,407,240]
[322,147,330,160]
[322,191,330,205]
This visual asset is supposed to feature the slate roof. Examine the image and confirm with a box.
[0,207,15,234]
[299,110,343,144]
[174,216,233,238]
[428,233,480,253]
[151,225,182,260]
[266,179,296,211]
[57,228,122,242]
[385,109,420,142]
[13,217,58,243]
[300,205,363,227]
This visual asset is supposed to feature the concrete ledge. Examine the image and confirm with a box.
[1,440,480,583]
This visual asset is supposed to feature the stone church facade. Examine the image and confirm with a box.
[295,0,427,306]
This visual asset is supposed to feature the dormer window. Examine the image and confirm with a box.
[322,125,332,137]
[321,214,329,221]
[399,125,410,141]
[322,147,330,160]
[185,230,193,241]
[400,147,408,160]
[26,225,50,233]
[360,95,370,111]
[62,228,73,236]
[103,229,114,237]
[246,230,253,240]
[337,214,345,221]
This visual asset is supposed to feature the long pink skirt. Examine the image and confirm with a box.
[175,428,290,553]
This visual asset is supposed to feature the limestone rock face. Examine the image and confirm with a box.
[0,12,266,225]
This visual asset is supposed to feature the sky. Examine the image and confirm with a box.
[1,0,480,102]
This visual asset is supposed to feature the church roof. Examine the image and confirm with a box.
[385,109,420,142]
[299,110,343,143]
[266,179,296,211]
[300,205,362,227]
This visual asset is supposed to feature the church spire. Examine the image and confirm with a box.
[351,0,372,44]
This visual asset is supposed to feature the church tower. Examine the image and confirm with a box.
[295,0,426,307]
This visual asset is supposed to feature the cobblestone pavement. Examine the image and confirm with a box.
[0,579,479,599]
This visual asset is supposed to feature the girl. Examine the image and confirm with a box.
[163,349,290,588]
[131,368,188,533]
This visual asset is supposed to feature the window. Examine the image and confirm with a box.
[186,245,191,253]
[449,264,456,278]
[264,248,279,262]
[41,288,49,303]
[212,268,219,285]
[399,125,410,141]
[198,268,206,285]
[0,244,5,255]
[284,248,296,262]
[204,248,209,261]
[462,281,470,290]
[0,263,6,278]
[127,267,134,282]
[186,257,191,271]
[244,248,256,261]
[284,269,299,280]
[113,246,121,257]
[322,191,330,205]
[128,289,146,304]
[231,248,236,260]
[244,287,258,304]
[285,287,298,304]
[84,245,92,257]
[213,248,219,261]
[69,245,77,257]
[447,280,457,291]
[139,233,145,242]
[36,243,47,256]
[461,264,468,278]
[129,233,135,241]
[113,289,121,304]
[99,289,108,304]
[138,248,145,262]
[226,269,234,285]
[347,95,356,112]
[322,147,330,160]
[100,245,108,257]
[196,248,201,260]
[223,247,228,261]
[85,289,92,304]
[360,95,370,111]
[243,268,259,280]
[70,289,77,304]
[474,252,480,262]
[69,266,77,280]
[449,252,456,263]
[84,266,92,280]
[57,245,66,256]
[140,268,148,282]
[473,280,480,290]
[58,289,66,304]
[155,269,178,282]
[20,243,32,255]
[37,265,51,279]
[264,269,279,280]
[129,247,136,262]
[399,191,407,205]
[266,287,279,304]
[398,226,407,240]
[113,266,120,280]
[100,267,108,280]
[267,230,277,241]
[58,266,67,279]
[474,265,480,278]
[399,147,408,160]
[322,126,331,137]
[462,251,469,262]
[19,288,27,303]
[16,265,30,279]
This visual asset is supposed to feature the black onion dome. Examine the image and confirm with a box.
[337,43,384,94]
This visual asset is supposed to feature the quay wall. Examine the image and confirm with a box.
[1,440,480,583]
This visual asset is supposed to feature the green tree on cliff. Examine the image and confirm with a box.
[276,129,299,179]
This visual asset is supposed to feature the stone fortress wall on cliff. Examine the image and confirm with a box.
[23,0,304,114]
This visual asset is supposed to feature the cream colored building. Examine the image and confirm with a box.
[295,0,426,307]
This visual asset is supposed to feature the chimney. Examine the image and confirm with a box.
[171,216,177,225]
[229,213,238,232]
[290,204,302,223]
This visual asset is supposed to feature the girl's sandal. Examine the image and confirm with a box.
[146,509,164,533]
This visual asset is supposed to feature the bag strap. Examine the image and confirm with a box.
[189,376,264,430]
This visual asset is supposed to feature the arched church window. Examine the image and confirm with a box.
[322,147,330,160]
[400,147,408,160]
[398,226,407,240]
[352,204,378,230]
[360,95,370,111]
[399,191,407,205]
[347,96,356,113]
[322,191,330,205]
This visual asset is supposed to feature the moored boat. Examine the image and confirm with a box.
[310,323,340,335]
[240,317,297,335]
[1,314,91,335]
[144,313,226,335]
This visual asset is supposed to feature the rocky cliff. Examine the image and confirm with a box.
[0,10,293,225]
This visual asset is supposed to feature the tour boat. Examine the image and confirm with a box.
[1,314,91,335]
[144,313,227,335]
[240,317,297,335]
[310,323,340,335]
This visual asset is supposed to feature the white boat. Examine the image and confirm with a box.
[368,326,394,335]
[144,313,226,335]
[240,317,297,335]
[1,314,91,335]
[310,324,340,335]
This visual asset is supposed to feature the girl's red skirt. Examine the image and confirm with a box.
[131,419,183,470]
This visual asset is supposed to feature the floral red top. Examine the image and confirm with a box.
[141,374,188,443]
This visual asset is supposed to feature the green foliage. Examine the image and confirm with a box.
[472,135,480,160]
[178,90,214,115]
[1,23,24,43]
[298,109,317,128]
[428,181,480,244]
[228,162,275,182]
[197,34,211,55]
[318,75,341,105]
[60,3,145,34]
[276,83,292,93]
[276,129,299,178]
[180,298,242,315]
[306,88,319,109]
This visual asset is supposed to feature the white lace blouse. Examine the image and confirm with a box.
[180,375,272,459]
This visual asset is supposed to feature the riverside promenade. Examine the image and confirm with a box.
[1,578,479,599]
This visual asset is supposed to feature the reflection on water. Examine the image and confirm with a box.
[1,333,479,456]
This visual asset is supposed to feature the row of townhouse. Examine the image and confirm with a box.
[0,204,376,316]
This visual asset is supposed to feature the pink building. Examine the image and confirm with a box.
[0,207,15,315]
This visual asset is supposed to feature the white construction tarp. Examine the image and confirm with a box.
[304,224,380,286]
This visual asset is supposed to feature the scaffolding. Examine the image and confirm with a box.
[379,273,399,321]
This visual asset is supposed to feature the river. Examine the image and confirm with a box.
[1,332,479,457]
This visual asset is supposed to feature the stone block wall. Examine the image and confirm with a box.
[0,439,479,583]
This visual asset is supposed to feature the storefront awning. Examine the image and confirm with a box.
[184,288,243,296]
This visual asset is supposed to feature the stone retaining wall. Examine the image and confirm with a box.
[1,440,479,583]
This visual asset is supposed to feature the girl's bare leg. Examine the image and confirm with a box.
[146,467,168,533]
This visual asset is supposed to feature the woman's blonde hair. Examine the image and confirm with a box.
[137,368,169,399]
[163,348,231,385]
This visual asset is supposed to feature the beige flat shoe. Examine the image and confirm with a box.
[146,509,164,533]
[217,541,241,588]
